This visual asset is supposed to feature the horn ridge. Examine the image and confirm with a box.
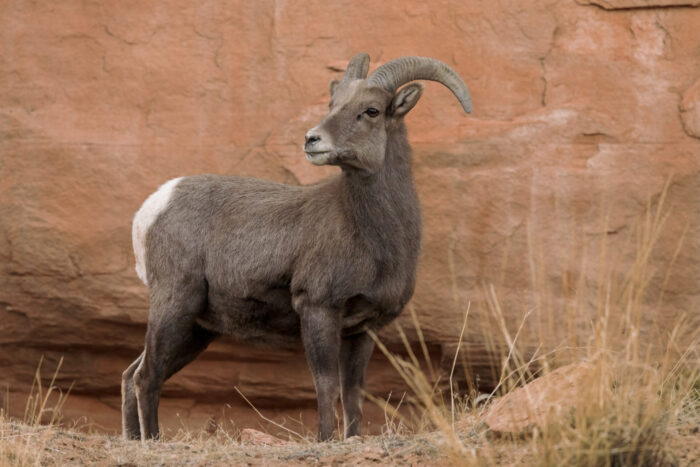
[367,56,472,114]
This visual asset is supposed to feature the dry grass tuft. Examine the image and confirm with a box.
[1,357,73,466]
[366,178,699,466]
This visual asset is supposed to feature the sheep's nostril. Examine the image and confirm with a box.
[305,134,321,147]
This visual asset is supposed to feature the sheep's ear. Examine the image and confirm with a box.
[329,79,340,97]
[389,83,424,118]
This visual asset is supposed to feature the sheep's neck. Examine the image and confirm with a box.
[341,125,421,268]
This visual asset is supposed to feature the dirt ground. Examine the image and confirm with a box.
[2,418,699,466]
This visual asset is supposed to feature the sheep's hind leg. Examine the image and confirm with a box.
[299,304,342,441]
[162,323,217,380]
[133,281,211,441]
[340,332,374,438]
[122,351,144,440]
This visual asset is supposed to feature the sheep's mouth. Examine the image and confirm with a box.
[305,151,331,165]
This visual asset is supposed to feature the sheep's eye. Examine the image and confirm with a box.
[365,107,380,118]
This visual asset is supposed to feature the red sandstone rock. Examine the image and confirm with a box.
[0,0,698,435]
[482,362,595,433]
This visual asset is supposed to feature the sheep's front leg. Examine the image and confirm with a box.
[340,332,374,438]
[299,304,341,441]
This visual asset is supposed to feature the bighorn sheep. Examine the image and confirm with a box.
[122,53,471,442]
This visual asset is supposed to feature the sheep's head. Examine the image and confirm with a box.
[304,53,472,173]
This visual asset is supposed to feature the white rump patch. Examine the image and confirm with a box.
[132,177,183,285]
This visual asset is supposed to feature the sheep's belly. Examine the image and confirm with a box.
[195,290,388,347]
[196,294,301,348]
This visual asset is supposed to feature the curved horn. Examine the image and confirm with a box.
[367,56,472,114]
[343,52,370,81]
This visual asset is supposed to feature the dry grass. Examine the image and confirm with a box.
[366,178,700,466]
[1,181,698,466]
[1,357,73,466]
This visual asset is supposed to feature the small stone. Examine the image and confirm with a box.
[239,428,288,446]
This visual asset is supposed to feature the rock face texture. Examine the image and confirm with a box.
[1,1,698,435]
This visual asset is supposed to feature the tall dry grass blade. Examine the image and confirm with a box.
[655,220,689,312]
[233,386,307,442]
[408,304,436,382]
[22,355,43,425]
[21,356,71,428]
[41,357,72,427]
[450,301,470,430]
[369,330,467,460]
[486,283,533,395]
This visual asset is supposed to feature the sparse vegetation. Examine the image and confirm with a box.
[366,179,699,466]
